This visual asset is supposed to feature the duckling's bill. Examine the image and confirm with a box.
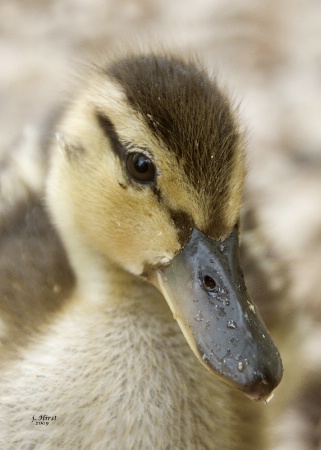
[152,228,283,402]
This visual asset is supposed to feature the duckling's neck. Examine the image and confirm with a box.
[56,220,147,309]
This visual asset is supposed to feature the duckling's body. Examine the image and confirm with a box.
[0,52,280,449]
[0,262,262,449]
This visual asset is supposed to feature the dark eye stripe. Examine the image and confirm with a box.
[169,209,193,246]
[95,111,158,188]
[95,112,125,157]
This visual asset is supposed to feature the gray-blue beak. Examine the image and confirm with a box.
[155,228,283,402]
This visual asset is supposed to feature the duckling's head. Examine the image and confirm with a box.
[47,52,283,401]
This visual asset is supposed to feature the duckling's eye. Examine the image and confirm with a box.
[126,152,156,184]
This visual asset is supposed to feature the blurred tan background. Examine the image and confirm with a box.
[1,0,321,448]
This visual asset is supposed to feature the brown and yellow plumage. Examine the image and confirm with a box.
[0,51,282,449]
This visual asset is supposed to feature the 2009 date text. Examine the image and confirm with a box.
[32,415,57,426]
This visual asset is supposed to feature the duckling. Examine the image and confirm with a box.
[0,51,283,450]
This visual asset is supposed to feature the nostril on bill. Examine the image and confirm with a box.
[202,275,217,292]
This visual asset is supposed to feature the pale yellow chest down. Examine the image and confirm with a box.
[0,276,265,450]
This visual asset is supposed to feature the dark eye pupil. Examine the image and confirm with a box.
[203,275,217,292]
[126,152,156,183]
[134,156,150,173]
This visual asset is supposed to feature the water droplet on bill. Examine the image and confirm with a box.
[237,361,244,372]
[194,311,204,322]
[227,320,237,329]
